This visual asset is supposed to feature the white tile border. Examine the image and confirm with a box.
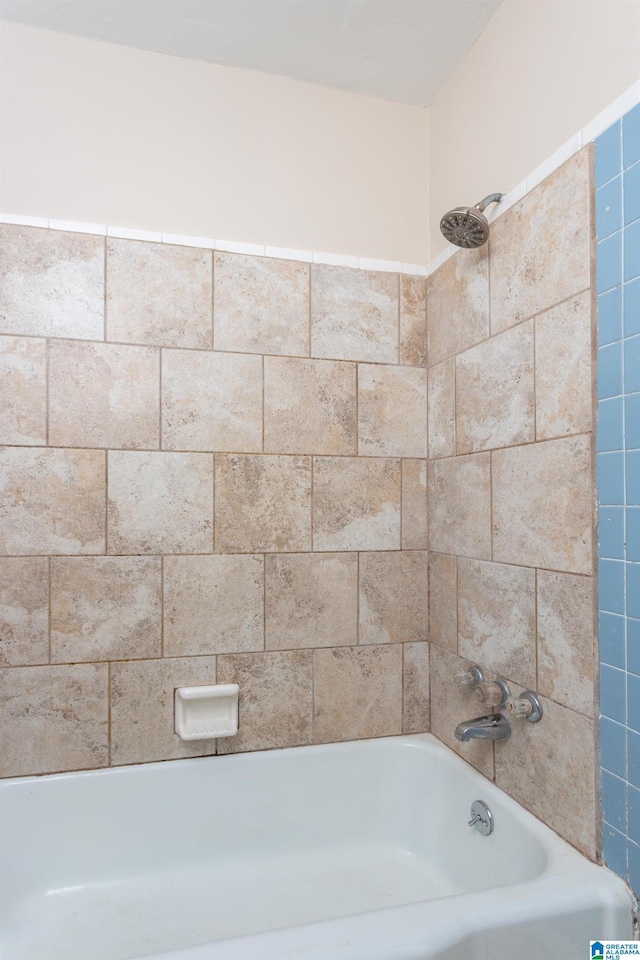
[1,78,638,279]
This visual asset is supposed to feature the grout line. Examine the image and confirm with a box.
[160,556,165,658]
[211,250,215,350]
[104,449,109,555]
[158,349,163,450]
[262,554,267,651]
[107,661,112,767]
[356,551,360,645]
[47,556,52,664]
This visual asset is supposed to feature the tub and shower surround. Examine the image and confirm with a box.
[427,146,599,859]
[0,227,429,778]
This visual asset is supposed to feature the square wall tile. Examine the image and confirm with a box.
[164,555,264,656]
[602,770,627,833]
[596,176,622,239]
[625,220,640,283]
[427,359,456,460]
[51,557,161,663]
[162,349,262,453]
[597,452,625,505]
[629,728,640,788]
[627,508,640,561]
[108,451,213,554]
[428,553,457,651]
[599,506,625,560]
[49,340,160,449]
[215,454,311,553]
[107,239,212,348]
[0,225,104,340]
[403,642,430,734]
[215,253,309,357]
[628,672,640,732]
[630,452,640,504]
[217,650,313,753]
[599,612,625,669]
[626,563,640,619]
[264,356,356,456]
[603,825,627,878]
[265,553,357,650]
[600,716,626,778]
[601,664,626,724]
[0,336,46,445]
[0,558,49,666]
[599,560,625,615]
[358,364,427,458]
[313,456,401,551]
[399,275,427,367]
[624,104,640,169]
[0,448,105,555]
[597,397,624,452]
[0,664,108,777]
[598,340,624,400]
[536,291,593,440]
[428,453,491,560]
[311,265,398,363]
[597,232,623,294]
[625,335,640,394]
[598,286,622,345]
[427,246,489,366]
[401,459,428,550]
[625,277,640,338]
[359,551,428,645]
[596,121,621,188]
[628,618,640,676]
[492,436,592,574]
[627,394,640,449]
[313,646,402,744]
[624,161,640,227]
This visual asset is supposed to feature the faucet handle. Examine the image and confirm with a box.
[505,690,543,722]
[457,666,485,688]
[474,679,510,706]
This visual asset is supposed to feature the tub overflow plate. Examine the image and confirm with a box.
[468,799,493,836]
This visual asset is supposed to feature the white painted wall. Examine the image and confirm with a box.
[0,22,429,263]
[429,0,640,257]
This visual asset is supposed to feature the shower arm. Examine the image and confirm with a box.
[474,193,504,213]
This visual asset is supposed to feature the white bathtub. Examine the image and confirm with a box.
[0,733,634,960]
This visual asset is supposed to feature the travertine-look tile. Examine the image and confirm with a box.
[428,359,455,459]
[0,664,108,777]
[0,337,46,445]
[535,291,593,440]
[428,553,457,651]
[108,451,213,554]
[50,557,161,663]
[427,246,489,366]
[428,454,491,560]
[0,558,49,666]
[215,454,311,553]
[358,364,427,458]
[314,646,402,743]
[457,558,536,688]
[214,253,309,356]
[537,571,594,716]
[107,239,212,348]
[0,448,105,555]
[359,551,428,644]
[429,645,494,778]
[456,321,534,453]
[490,149,592,334]
[311,265,398,363]
[264,357,356,455]
[492,436,592,573]
[494,695,596,857]
[402,459,428,550]
[403,642,430,734]
[0,225,104,340]
[265,553,357,649]
[110,657,217,765]
[164,555,264,656]
[313,457,401,551]
[162,350,262,453]
[217,651,313,753]
[49,340,159,449]
[400,275,427,366]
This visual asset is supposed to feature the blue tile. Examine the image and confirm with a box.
[601,716,627,777]
[602,770,627,832]
[597,176,623,239]
[625,335,640,394]
[628,563,640,619]
[603,823,627,878]
[597,397,624,452]
[628,618,640,676]
[598,452,625,505]
[598,341,623,399]
[624,103,640,170]
[625,162,640,226]
[630,729,640,787]
[597,121,622,186]
[630,785,640,845]
[627,451,640,505]
[629,840,640,896]
[599,287,623,345]
[625,278,640,338]
[601,664,627,723]
[598,231,623,293]
[625,220,640,283]
[629,673,640,732]
[626,394,640,449]
[628,508,640,562]
[600,612,626,668]
[599,559,625,614]
[599,506,625,559]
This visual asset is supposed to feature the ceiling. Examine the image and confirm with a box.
[0,0,500,106]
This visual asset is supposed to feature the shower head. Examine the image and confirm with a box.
[439,193,504,248]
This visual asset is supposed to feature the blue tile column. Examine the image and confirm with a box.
[597,102,640,896]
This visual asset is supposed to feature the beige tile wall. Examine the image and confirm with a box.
[427,147,599,858]
[0,225,428,778]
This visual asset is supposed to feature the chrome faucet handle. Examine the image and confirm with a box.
[505,690,543,723]
[457,666,485,688]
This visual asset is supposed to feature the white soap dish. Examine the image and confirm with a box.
[175,684,239,741]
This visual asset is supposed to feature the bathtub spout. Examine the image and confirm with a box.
[454,713,511,742]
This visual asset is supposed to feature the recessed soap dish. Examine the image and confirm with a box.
[175,684,239,741]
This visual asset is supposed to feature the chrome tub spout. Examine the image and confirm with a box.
[454,713,511,742]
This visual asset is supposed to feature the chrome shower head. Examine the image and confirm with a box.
[439,193,504,248]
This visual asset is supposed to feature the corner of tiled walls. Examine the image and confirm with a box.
[426,145,599,859]
[0,228,429,776]
[596,102,640,897]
